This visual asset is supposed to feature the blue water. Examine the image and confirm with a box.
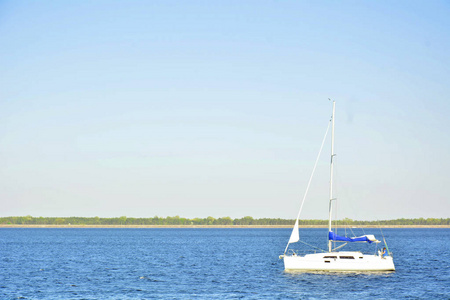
[0,228,449,299]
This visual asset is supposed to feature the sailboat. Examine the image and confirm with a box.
[280,100,395,271]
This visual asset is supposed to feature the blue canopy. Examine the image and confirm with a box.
[328,231,379,243]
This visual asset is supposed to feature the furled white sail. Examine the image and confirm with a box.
[288,219,299,244]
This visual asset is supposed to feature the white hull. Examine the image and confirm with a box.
[283,251,395,272]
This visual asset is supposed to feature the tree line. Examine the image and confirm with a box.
[0,216,449,226]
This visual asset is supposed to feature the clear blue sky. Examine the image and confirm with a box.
[1,1,449,220]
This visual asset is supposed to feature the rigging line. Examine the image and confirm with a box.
[334,158,366,237]
[344,220,358,238]
[349,226,356,237]
[293,118,332,224]
[298,240,327,253]
[377,220,390,253]
[377,220,386,238]
[283,118,331,254]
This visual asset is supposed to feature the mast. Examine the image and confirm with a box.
[328,100,336,252]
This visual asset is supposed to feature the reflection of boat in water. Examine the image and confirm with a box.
[280,100,395,272]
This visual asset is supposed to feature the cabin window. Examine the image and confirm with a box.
[359,257,363,259]
[339,256,355,259]
[323,256,337,259]
[324,261,330,263]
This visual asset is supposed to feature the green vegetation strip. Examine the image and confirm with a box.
[1,216,449,226]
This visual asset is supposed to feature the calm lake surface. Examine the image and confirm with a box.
[0,228,449,299]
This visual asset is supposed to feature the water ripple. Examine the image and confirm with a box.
[0,228,449,299]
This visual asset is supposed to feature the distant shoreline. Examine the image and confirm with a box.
[1,225,449,228]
